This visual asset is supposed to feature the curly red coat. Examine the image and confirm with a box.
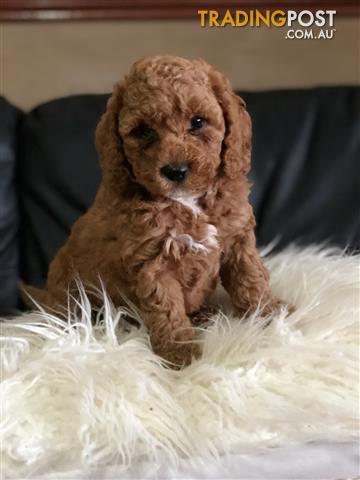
[25,56,288,367]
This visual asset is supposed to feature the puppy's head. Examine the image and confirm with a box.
[96,56,251,199]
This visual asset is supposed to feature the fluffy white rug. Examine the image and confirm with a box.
[1,247,359,478]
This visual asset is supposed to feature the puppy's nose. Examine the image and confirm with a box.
[160,163,189,182]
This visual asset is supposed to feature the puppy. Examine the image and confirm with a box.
[25,56,289,367]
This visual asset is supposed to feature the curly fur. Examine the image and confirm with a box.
[24,55,289,366]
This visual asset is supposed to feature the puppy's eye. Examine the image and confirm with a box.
[190,116,205,131]
[130,123,157,144]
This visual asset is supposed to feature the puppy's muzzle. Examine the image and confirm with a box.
[160,163,189,182]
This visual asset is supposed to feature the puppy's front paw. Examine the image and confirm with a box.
[260,294,295,317]
[158,342,201,369]
[191,305,219,325]
[234,294,295,319]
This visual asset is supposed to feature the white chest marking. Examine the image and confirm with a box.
[205,224,219,248]
[165,224,218,255]
[170,195,202,215]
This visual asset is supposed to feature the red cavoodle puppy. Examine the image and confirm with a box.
[25,55,290,367]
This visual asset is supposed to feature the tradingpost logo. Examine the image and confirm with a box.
[198,9,337,40]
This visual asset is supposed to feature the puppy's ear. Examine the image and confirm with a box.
[197,60,252,178]
[95,83,128,186]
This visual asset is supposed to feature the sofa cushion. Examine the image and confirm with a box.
[0,97,22,312]
[247,87,360,251]
[17,87,360,288]
[18,95,103,287]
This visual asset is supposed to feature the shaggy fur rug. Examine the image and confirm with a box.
[1,247,359,478]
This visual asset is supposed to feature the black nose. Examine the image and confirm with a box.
[160,163,189,182]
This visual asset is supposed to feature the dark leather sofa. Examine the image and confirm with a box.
[1,87,359,313]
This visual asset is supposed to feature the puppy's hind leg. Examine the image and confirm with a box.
[20,283,64,313]
[220,230,293,317]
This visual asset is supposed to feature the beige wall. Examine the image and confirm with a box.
[1,18,359,110]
